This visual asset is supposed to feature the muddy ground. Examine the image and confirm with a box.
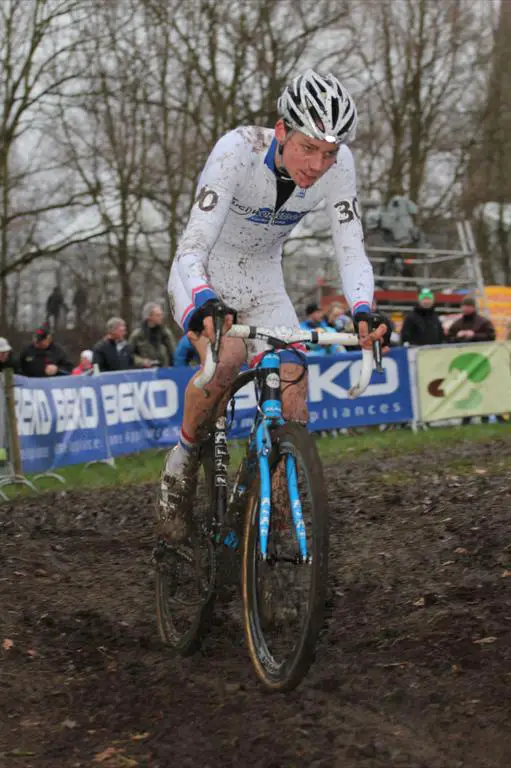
[1,435,511,768]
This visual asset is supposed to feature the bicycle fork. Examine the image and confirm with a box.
[256,352,308,562]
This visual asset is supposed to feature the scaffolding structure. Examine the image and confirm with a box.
[312,220,487,316]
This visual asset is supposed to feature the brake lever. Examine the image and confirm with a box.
[212,308,225,363]
[372,339,383,373]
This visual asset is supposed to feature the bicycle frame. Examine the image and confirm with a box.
[207,349,308,562]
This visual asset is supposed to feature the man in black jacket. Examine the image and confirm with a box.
[93,317,135,372]
[447,296,496,343]
[19,324,73,378]
[400,288,445,346]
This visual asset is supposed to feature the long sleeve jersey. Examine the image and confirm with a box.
[169,126,374,331]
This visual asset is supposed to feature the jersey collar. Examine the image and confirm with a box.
[264,137,278,174]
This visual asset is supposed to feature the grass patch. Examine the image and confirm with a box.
[316,422,508,462]
[1,424,509,500]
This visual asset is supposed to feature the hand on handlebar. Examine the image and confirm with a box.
[356,321,389,351]
[187,298,237,345]
[353,311,392,352]
[200,313,235,345]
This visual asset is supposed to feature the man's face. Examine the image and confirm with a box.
[309,309,324,324]
[462,303,475,316]
[420,297,434,309]
[36,336,51,349]
[329,307,343,324]
[275,120,338,189]
[149,307,164,326]
[111,322,126,341]
[0,351,8,363]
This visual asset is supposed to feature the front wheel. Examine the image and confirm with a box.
[242,422,329,691]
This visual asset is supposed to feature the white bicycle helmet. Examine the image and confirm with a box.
[277,69,357,144]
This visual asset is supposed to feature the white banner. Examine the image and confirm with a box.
[416,342,511,421]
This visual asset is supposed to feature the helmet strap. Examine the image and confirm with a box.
[275,132,293,181]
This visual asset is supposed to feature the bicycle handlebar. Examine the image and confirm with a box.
[194,324,378,398]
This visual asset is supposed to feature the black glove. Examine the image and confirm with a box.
[353,311,392,347]
[188,298,237,334]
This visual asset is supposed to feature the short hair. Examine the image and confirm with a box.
[142,301,163,320]
[326,301,344,314]
[305,302,321,316]
[106,316,125,333]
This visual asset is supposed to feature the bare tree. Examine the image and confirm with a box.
[465,0,511,283]
[0,0,109,329]
[56,0,167,326]
[342,0,494,214]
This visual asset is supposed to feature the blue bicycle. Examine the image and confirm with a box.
[155,322,375,691]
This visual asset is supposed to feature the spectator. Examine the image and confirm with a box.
[300,301,324,332]
[299,301,331,356]
[72,349,94,376]
[324,301,353,332]
[45,285,68,331]
[73,285,87,319]
[19,323,73,378]
[400,288,445,346]
[447,297,496,344]
[174,335,200,368]
[447,297,498,425]
[93,317,134,372]
[129,302,174,368]
[0,337,18,373]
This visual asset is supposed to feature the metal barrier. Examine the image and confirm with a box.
[0,370,37,498]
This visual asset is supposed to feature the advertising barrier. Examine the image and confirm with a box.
[306,347,413,430]
[13,347,414,474]
[416,342,511,422]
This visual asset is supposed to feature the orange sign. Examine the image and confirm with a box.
[484,286,511,340]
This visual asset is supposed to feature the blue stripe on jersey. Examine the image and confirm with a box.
[264,137,278,173]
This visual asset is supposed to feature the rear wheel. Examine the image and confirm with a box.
[242,423,328,691]
[155,447,216,655]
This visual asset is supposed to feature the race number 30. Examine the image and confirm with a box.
[196,186,219,212]
[334,197,361,224]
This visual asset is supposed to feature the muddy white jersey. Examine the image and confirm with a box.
[168,126,374,332]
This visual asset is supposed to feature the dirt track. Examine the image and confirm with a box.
[1,435,511,768]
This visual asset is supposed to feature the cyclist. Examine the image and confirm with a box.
[161,69,388,542]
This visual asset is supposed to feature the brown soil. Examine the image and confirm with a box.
[1,436,511,768]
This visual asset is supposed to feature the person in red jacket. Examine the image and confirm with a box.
[72,349,93,376]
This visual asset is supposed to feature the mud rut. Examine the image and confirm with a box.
[1,436,511,768]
